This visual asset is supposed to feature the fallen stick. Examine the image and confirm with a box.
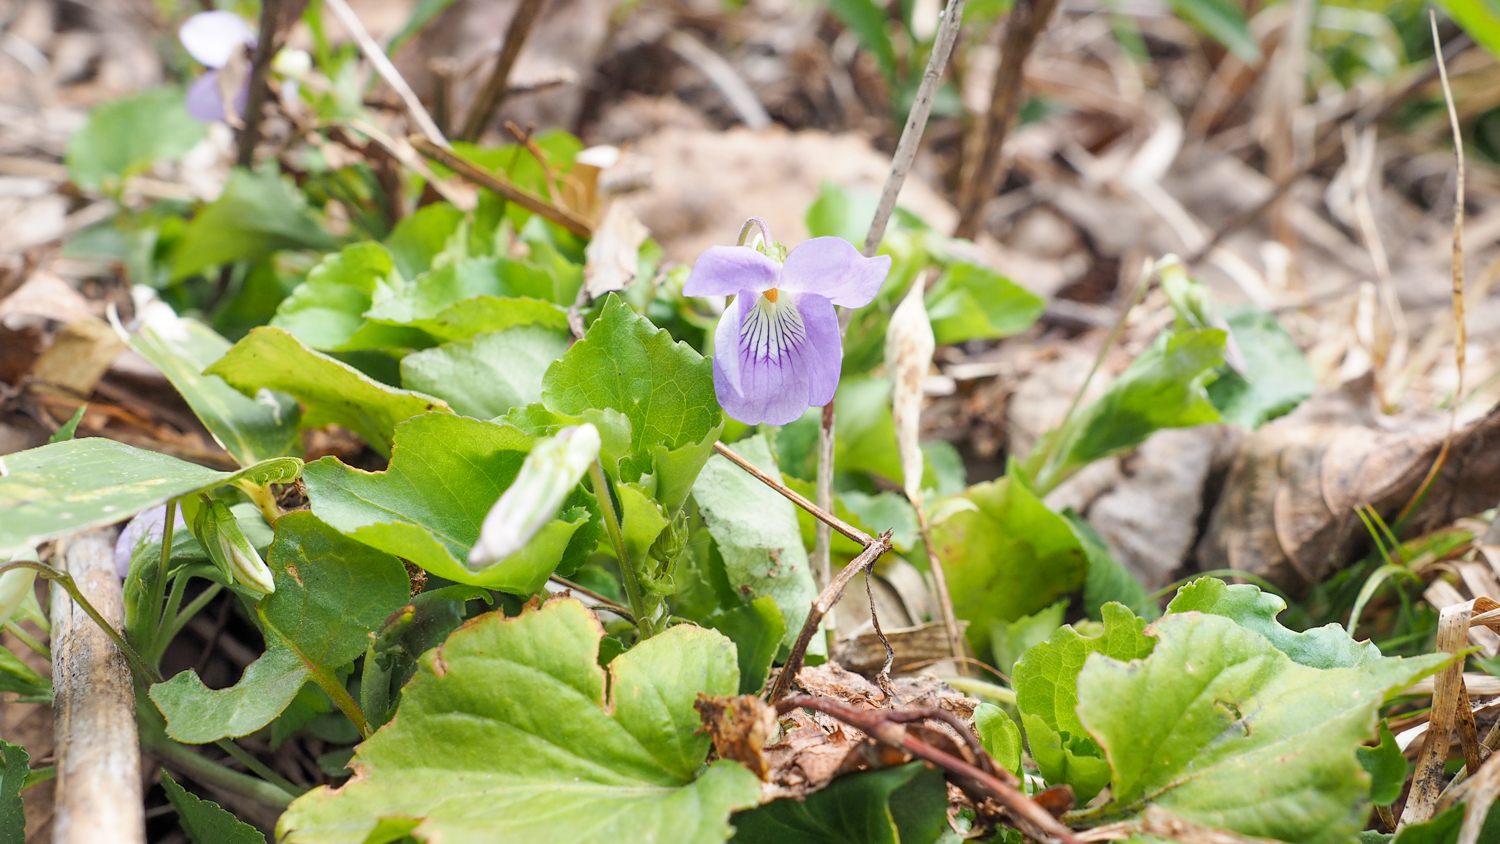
[51,529,145,844]
[777,694,1083,844]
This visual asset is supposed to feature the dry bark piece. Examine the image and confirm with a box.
[1197,382,1500,592]
[51,528,145,844]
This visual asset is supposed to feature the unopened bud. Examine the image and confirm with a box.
[208,500,275,596]
[469,424,601,570]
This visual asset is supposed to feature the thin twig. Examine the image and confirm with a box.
[777,694,1083,844]
[324,0,449,147]
[459,0,548,142]
[1396,13,1466,526]
[235,0,285,167]
[549,575,635,622]
[863,569,895,698]
[952,0,1060,240]
[711,441,872,546]
[811,0,968,656]
[768,532,894,703]
[411,135,594,237]
[863,0,967,256]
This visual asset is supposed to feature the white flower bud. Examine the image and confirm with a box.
[210,502,275,596]
[469,424,601,570]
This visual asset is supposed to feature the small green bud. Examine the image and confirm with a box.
[204,499,275,597]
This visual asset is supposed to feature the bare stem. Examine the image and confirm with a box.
[913,503,965,667]
[325,0,449,147]
[458,0,548,141]
[235,0,284,167]
[811,0,969,658]
[589,462,655,638]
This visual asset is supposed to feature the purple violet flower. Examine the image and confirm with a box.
[685,223,891,425]
[179,11,256,124]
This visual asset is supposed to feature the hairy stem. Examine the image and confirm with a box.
[589,462,655,638]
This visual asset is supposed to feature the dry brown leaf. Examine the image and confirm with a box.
[1197,381,1500,592]
[694,694,776,781]
[29,319,125,397]
[832,621,966,677]
[583,200,650,300]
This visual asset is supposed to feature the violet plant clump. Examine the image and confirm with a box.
[685,220,891,425]
[179,10,256,124]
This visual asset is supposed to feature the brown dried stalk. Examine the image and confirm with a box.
[776,694,1083,844]
[952,0,1060,240]
[710,441,871,546]
[411,136,594,238]
[235,0,290,167]
[458,0,548,142]
[767,533,894,703]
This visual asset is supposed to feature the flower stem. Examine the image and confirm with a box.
[1,560,159,685]
[737,217,772,250]
[4,621,49,661]
[588,461,655,639]
[147,735,296,809]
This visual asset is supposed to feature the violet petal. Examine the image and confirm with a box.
[713,291,837,425]
[684,246,780,298]
[113,506,188,579]
[777,237,891,308]
[186,70,227,123]
[179,11,255,69]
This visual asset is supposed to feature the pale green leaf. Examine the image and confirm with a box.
[47,406,85,444]
[692,434,816,649]
[703,597,785,695]
[1069,512,1155,620]
[1076,613,1449,843]
[172,169,337,279]
[1438,0,1500,59]
[303,413,594,592]
[990,601,1065,677]
[926,262,1045,345]
[0,439,299,550]
[65,88,205,190]
[1169,0,1260,62]
[161,771,266,844]
[271,242,422,352]
[132,316,300,465]
[1207,308,1314,428]
[0,740,26,844]
[929,476,1087,649]
[400,326,570,418]
[385,204,466,279]
[1358,721,1406,807]
[544,294,722,507]
[277,600,761,844]
[1165,577,1380,668]
[207,326,449,457]
[1024,328,1225,492]
[150,512,409,743]
[975,704,1023,777]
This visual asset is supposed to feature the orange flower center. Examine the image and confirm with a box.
[762,288,779,303]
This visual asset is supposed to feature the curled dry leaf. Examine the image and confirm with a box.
[1400,595,1500,828]
[583,201,649,300]
[695,694,777,781]
[1197,380,1500,592]
[885,280,934,503]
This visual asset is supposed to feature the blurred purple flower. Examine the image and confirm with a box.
[179,11,255,123]
[114,505,188,578]
[685,230,890,425]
